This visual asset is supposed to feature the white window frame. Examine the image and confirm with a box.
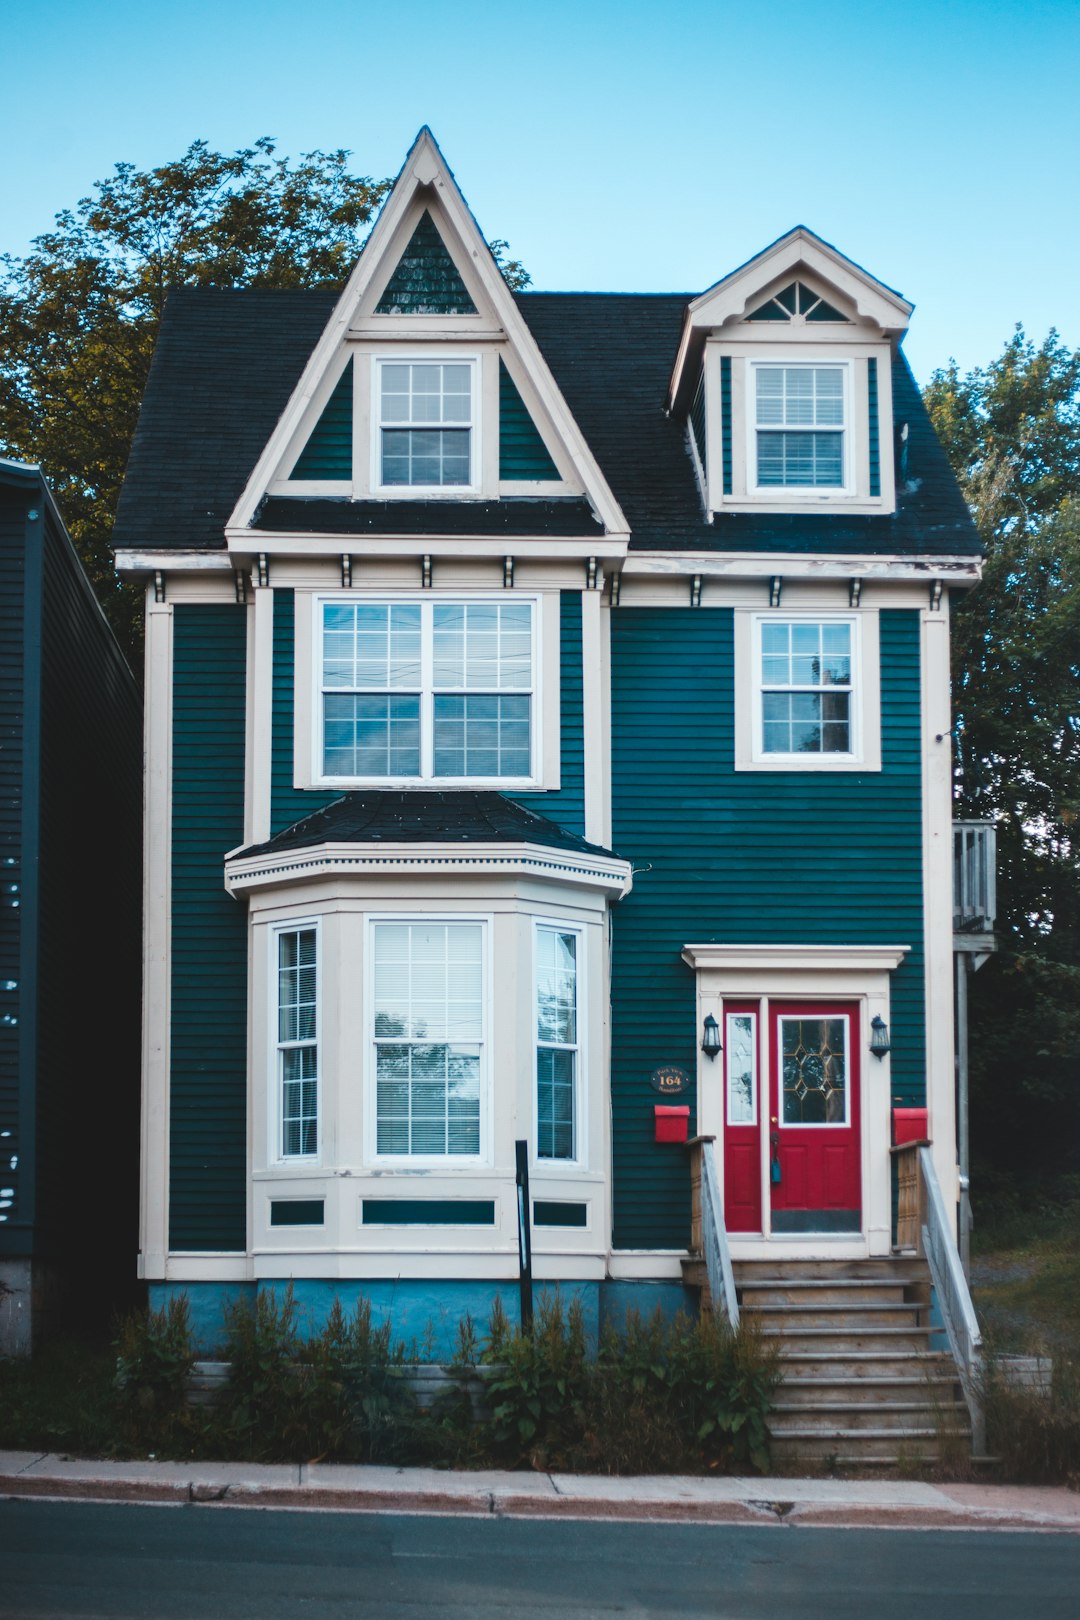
[313,592,542,789]
[725,1009,758,1128]
[533,917,587,1169]
[269,916,322,1164]
[371,354,481,497]
[364,913,494,1168]
[776,1011,852,1130]
[734,609,881,773]
[745,359,853,498]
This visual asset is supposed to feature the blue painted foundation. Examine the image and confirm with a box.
[149,1278,625,1357]
[599,1280,698,1331]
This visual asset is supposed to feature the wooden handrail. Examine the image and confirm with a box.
[890,1138,930,1252]
[687,1135,739,1331]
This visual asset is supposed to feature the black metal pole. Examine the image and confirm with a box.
[515,1138,533,1334]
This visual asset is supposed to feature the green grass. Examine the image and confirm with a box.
[970,1202,1080,1357]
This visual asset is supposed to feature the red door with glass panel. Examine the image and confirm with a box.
[768,1003,861,1233]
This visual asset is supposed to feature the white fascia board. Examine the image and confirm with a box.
[225,531,629,561]
[114,549,234,574]
[224,839,633,898]
[682,943,909,974]
[620,552,982,584]
[225,127,629,540]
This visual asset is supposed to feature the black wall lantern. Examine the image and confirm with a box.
[701,1014,722,1060]
[870,1015,891,1060]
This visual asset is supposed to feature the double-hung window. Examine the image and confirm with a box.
[372,921,484,1158]
[276,925,318,1158]
[758,617,854,757]
[536,925,580,1161]
[376,360,475,490]
[320,598,534,782]
[753,363,847,489]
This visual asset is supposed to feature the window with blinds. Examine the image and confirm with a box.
[373,922,484,1157]
[754,364,846,488]
[277,926,318,1158]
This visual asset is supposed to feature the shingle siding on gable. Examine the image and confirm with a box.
[375,211,477,315]
[171,605,248,1252]
[609,607,925,1250]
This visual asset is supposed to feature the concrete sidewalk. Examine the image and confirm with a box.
[1,1451,1078,1532]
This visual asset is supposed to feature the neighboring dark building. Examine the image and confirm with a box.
[0,461,142,1353]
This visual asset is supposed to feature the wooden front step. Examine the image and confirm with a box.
[731,1257,971,1468]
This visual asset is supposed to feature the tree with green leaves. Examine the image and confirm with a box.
[0,138,530,656]
[925,329,1080,1204]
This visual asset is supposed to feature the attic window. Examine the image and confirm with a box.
[746,281,849,324]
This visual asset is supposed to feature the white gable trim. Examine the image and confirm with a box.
[227,129,627,537]
[669,227,913,411]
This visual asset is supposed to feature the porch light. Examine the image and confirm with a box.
[701,1015,722,1060]
[870,1015,891,1060]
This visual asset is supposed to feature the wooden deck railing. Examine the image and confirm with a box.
[687,1135,739,1332]
[892,1139,985,1453]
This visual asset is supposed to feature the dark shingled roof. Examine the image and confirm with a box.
[239,790,620,860]
[113,286,979,558]
[254,495,601,537]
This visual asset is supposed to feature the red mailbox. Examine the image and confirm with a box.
[654,1105,690,1144]
[892,1106,929,1146]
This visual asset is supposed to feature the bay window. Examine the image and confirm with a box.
[536,924,581,1161]
[276,925,319,1159]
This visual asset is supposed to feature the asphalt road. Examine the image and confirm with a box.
[2,1500,1079,1619]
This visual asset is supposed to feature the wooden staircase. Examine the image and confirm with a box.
[734,1257,972,1468]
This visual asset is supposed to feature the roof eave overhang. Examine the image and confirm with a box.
[621,551,982,584]
[223,838,633,899]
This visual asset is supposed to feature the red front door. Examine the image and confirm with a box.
[767,1003,861,1234]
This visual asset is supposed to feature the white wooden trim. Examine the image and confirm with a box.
[114,550,233,573]
[249,585,274,844]
[225,841,632,898]
[227,534,629,562]
[163,1255,253,1281]
[607,1251,688,1279]
[921,598,958,1204]
[581,587,604,845]
[619,552,980,582]
[139,599,173,1280]
[683,943,908,974]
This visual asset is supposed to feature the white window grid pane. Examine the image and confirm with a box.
[374,924,484,1157]
[380,362,474,428]
[759,621,853,755]
[536,929,578,1161]
[756,367,845,429]
[278,928,318,1158]
[320,600,534,782]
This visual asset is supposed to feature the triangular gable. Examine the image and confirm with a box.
[374,210,477,315]
[668,225,913,412]
[229,128,627,531]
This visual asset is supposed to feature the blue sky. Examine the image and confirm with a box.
[2,0,1077,381]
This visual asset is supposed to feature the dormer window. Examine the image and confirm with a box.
[375,358,477,492]
[753,363,848,490]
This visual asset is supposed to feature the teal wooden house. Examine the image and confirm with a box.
[114,131,993,1462]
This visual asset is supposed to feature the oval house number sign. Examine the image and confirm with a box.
[650,1065,690,1097]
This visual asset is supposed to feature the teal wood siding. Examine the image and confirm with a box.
[375,211,477,315]
[720,358,733,495]
[690,373,706,471]
[499,361,559,481]
[609,607,925,1250]
[289,359,353,481]
[511,591,585,837]
[171,606,248,1251]
[868,357,881,498]
[271,590,338,835]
